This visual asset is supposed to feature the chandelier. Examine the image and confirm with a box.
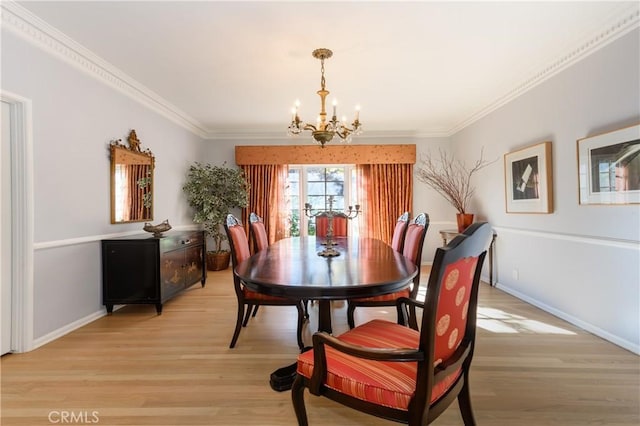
[287,48,363,147]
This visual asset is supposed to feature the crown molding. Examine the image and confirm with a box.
[1,1,209,138]
[447,4,640,136]
[203,128,449,141]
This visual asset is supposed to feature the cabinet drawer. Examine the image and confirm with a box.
[160,231,203,252]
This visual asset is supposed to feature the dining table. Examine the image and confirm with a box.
[234,236,418,336]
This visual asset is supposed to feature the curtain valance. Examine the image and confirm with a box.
[235,144,416,165]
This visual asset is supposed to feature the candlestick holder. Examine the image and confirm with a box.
[304,195,361,257]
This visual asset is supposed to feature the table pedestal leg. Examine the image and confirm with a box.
[317,300,332,334]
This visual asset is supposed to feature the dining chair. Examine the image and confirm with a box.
[249,212,269,253]
[391,211,411,253]
[246,212,268,320]
[224,214,305,350]
[291,222,493,426]
[315,212,348,238]
[249,212,311,320]
[346,213,429,329]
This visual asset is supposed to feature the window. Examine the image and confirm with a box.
[287,165,359,237]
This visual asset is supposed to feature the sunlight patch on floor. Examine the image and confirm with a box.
[477,306,575,335]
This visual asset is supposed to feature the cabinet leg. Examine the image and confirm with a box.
[155,303,163,315]
[106,305,114,315]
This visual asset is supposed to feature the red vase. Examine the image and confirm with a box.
[456,213,474,233]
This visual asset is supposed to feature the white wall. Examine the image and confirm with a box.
[1,30,205,345]
[451,29,640,353]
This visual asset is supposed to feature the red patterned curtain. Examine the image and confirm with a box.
[241,164,289,246]
[356,163,413,245]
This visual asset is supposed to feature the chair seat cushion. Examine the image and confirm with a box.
[350,288,411,303]
[297,319,461,410]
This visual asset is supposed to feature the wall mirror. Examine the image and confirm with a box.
[110,129,154,223]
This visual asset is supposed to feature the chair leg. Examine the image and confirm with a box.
[457,375,477,426]
[346,302,356,329]
[296,302,305,351]
[229,303,245,348]
[302,299,310,319]
[291,375,309,426]
[251,305,259,317]
[242,304,253,327]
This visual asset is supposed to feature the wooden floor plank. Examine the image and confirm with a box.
[1,269,638,425]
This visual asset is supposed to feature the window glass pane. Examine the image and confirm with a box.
[290,195,299,209]
[331,196,345,209]
[307,195,325,210]
[307,182,325,195]
[306,167,324,181]
[289,210,300,237]
[326,181,344,196]
[325,167,344,182]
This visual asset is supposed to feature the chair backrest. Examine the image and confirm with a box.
[249,212,269,253]
[402,213,429,298]
[390,211,410,252]
[223,214,251,269]
[315,212,348,238]
[414,222,492,417]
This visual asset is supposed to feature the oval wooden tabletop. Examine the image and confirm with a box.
[235,236,417,300]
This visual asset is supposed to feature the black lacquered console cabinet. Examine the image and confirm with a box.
[101,230,206,314]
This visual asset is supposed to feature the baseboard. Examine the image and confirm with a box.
[496,282,640,355]
[31,306,122,351]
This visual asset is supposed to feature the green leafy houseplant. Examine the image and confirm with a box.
[183,162,249,269]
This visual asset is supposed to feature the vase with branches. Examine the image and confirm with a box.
[415,148,496,232]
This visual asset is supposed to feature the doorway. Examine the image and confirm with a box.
[0,92,34,354]
[1,100,11,355]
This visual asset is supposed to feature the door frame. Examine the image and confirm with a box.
[1,91,34,353]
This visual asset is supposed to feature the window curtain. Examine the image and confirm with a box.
[356,163,413,245]
[241,164,289,248]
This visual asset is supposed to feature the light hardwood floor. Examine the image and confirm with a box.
[1,269,638,425]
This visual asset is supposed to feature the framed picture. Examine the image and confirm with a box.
[577,124,640,205]
[504,141,553,213]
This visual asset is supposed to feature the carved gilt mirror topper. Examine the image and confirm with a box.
[110,129,155,224]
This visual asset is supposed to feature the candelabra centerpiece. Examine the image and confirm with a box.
[304,195,361,257]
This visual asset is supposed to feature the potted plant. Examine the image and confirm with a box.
[183,162,249,270]
[415,148,495,232]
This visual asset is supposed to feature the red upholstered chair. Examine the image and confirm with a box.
[346,213,429,329]
[249,212,269,253]
[391,211,410,253]
[224,214,305,350]
[315,212,348,238]
[291,222,493,426]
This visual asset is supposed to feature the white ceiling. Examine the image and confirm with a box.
[12,1,640,139]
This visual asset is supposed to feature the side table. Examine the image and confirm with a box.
[439,229,497,286]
